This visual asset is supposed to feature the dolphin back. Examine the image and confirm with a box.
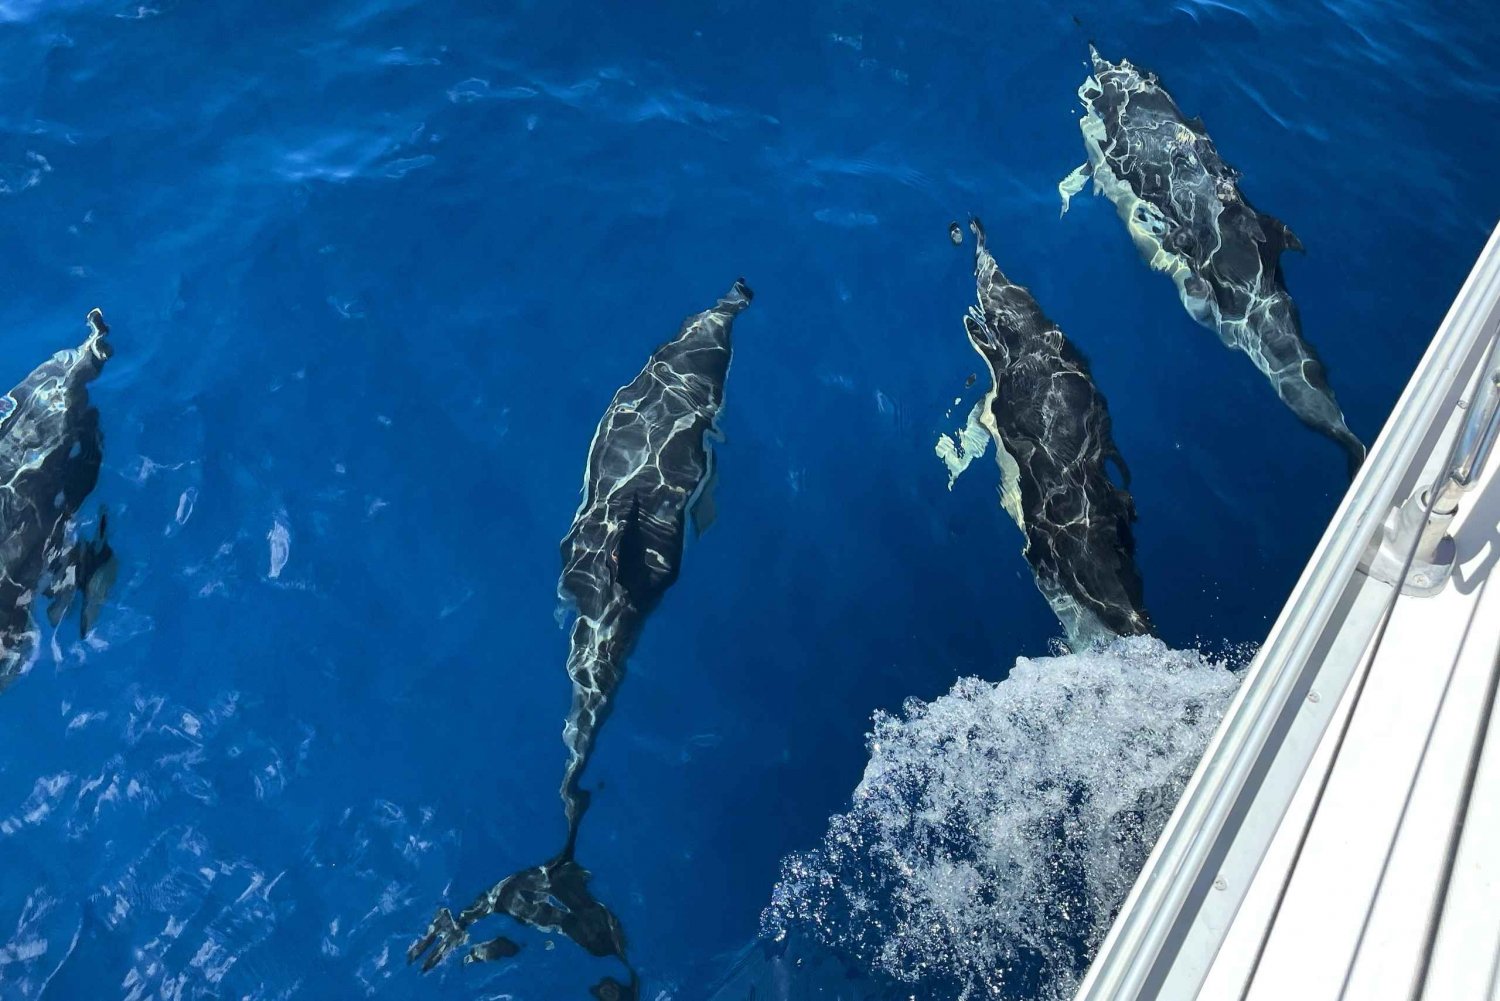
[1074,48,1366,474]
[411,282,752,1000]
[559,278,751,621]
[0,309,116,686]
[964,219,1152,644]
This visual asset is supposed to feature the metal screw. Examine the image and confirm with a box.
[1413,572,1431,588]
[1214,876,1228,891]
[1308,691,1321,704]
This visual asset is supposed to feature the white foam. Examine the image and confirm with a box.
[763,636,1244,1000]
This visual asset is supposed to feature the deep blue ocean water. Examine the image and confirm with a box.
[0,0,1496,998]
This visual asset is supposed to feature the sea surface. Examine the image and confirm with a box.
[0,1,1496,998]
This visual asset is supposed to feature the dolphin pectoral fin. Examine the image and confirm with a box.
[1258,211,1305,257]
[1180,274,1219,330]
[79,508,116,638]
[44,575,73,629]
[80,551,116,639]
[1106,449,1134,492]
[1059,162,1092,217]
[689,466,719,539]
[40,507,114,637]
[43,541,79,629]
[935,399,991,490]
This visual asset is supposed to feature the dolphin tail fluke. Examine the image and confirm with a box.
[408,851,638,996]
[408,905,467,972]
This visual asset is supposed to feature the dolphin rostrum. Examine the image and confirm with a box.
[1060,46,1366,475]
[0,309,116,688]
[938,220,1151,645]
[409,280,753,999]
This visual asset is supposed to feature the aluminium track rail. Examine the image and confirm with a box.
[1074,220,1500,1001]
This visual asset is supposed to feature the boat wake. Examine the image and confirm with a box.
[759,635,1245,1001]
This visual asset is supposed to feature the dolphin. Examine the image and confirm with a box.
[409,279,753,999]
[937,220,1151,645]
[1059,46,1366,475]
[0,308,117,688]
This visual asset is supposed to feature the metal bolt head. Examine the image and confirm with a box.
[1413,572,1431,587]
[1214,876,1228,891]
[1308,691,1321,704]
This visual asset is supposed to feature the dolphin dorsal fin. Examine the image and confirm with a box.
[1258,211,1305,258]
[611,495,655,600]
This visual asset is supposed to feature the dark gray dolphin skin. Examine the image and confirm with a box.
[1060,46,1366,475]
[939,220,1151,645]
[0,309,116,688]
[409,280,753,999]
